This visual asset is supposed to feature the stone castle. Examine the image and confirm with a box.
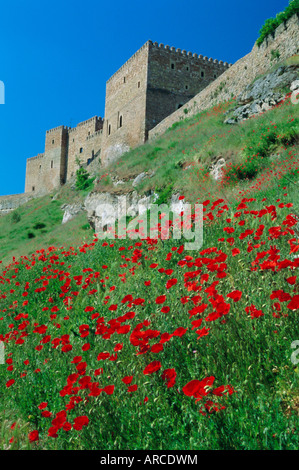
[25,40,231,194]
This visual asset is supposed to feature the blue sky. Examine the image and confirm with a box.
[0,0,290,196]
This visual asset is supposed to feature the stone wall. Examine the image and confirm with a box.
[148,13,299,141]
[0,193,32,216]
[25,153,44,194]
[25,118,103,195]
[67,116,103,180]
[100,40,230,165]
[100,42,150,165]
[146,42,230,135]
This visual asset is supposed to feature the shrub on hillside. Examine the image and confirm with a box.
[75,167,95,191]
[256,0,299,46]
[33,222,46,230]
[11,211,21,224]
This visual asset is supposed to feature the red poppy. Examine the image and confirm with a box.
[28,430,39,442]
[143,361,162,375]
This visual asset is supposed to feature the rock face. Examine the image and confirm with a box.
[103,143,130,167]
[210,157,226,181]
[224,65,299,124]
[61,203,84,224]
[0,194,32,216]
[84,191,190,235]
[132,170,155,187]
[84,190,159,233]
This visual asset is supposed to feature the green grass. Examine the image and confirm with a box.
[0,72,298,451]
[0,177,298,450]
[0,193,92,267]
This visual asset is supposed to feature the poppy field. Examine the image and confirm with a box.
[0,90,298,451]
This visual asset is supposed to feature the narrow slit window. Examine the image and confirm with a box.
[51,160,53,169]
[119,115,123,128]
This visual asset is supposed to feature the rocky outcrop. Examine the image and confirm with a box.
[0,194,33,216]
[209,157,226,180]
[84,190,159,233]
[224,66,299,124]
[132,170,155,187]
[83,190,189,234]
[148,14,299,141]
[61,203,84,224]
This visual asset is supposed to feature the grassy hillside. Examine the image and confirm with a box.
[96,83,298,206]
[0,78,298,450]
[0,190,92,268]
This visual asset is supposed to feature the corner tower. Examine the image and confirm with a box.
[101,40,230,165]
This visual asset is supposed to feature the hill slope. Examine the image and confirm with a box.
[0,53,298,450]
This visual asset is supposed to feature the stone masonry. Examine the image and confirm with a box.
[25,41,231,194]
[21,13,299,199]
[148,13,299,140]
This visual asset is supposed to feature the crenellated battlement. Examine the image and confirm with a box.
[27,153,45,162]
[106,41,150,84]
[148,40,232,67]
[46,125,68,134]
[68,116,103,134]
[107,39,231,86]
[86,129,103,140]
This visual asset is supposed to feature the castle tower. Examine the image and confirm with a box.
[25,40,230,192]
[101,40,230,165]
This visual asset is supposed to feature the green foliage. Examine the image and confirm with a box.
[27,232,35,239]
[0,180,298,450]
[256,0,299,46]
[33,222,46,230]
[75,167,95,191]
[270,49,281,61]
[11,211,21,224]
[155,183,174,205]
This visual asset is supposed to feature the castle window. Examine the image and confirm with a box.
[138,81,140,88]
[171,63,175,70]
[52,139,55,144]
[73,138,75,142]
[32,186,35,191]
[108,124,111,135]
[80,147,83,153]
[124,77,126,83]
[201,71,205,78]
[214,73,217,78]
[119,115,123,128]
[88,131,90,136]
[51,160,53,169]
[185,85,189,90]
[186,66,189,71]
[176,103,183,110]
[39,165,41,170]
